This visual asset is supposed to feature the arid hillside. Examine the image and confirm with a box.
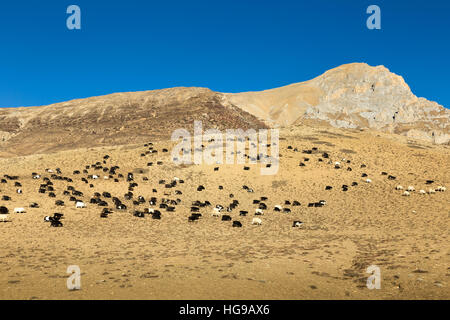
[0,87,266,157]
[0,63,448,158]
[0,125,448,299]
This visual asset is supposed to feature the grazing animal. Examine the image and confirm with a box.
[419,190,426,195]
[402,191,410,197]
[232,221,242,228]
[255,208,263,215]
[100,211,109,218]
[133,211,145,218]
[309,200,326,207]
[221,215,232,221]
[188,215,199,222]
[53,213,64,220]
[14,208,26,213]
[50,218,63,227]
[396,185,403,190]
[0,206,9,222]
[191,206,200,213]
[152,211,162,219]
[407,186,415,192]
[252,218,262,225]
[212,207,221,217]
[365,179,372,183]
[258,203,267,210]
[75,201,86,208]
[292,221,303,228]
[436,186,446,192]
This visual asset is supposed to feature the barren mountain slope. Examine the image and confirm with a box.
[224,63,449,144]
[0,87,266,157]
[1,63,448,158]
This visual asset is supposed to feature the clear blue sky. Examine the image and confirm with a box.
[0,0,449,108]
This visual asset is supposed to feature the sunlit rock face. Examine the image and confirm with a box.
[225,63,449,144]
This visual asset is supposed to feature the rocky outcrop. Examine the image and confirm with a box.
[224,63,449,144]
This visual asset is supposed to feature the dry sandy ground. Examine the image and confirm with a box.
[0,126,448,300]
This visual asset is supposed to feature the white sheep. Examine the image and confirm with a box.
[92,175,99,179]
[334,161,341,169]
[255,208,264,215]
[395,185,403,190]
[75,201,86,208]
[16,189,22,194]
[0,214,9,222]
[32,175,41,179]
[407,186,415,192]
[252,217,262,225]
[211,207,221,217]
[436,186,446,192]
[428,188,436,194]
[365,179,372,183]
[402,191,410,197]
[419,190,426,195]
[14,207,26,213]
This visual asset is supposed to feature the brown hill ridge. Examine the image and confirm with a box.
[0,88,267,157]
[0,63,448,157]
